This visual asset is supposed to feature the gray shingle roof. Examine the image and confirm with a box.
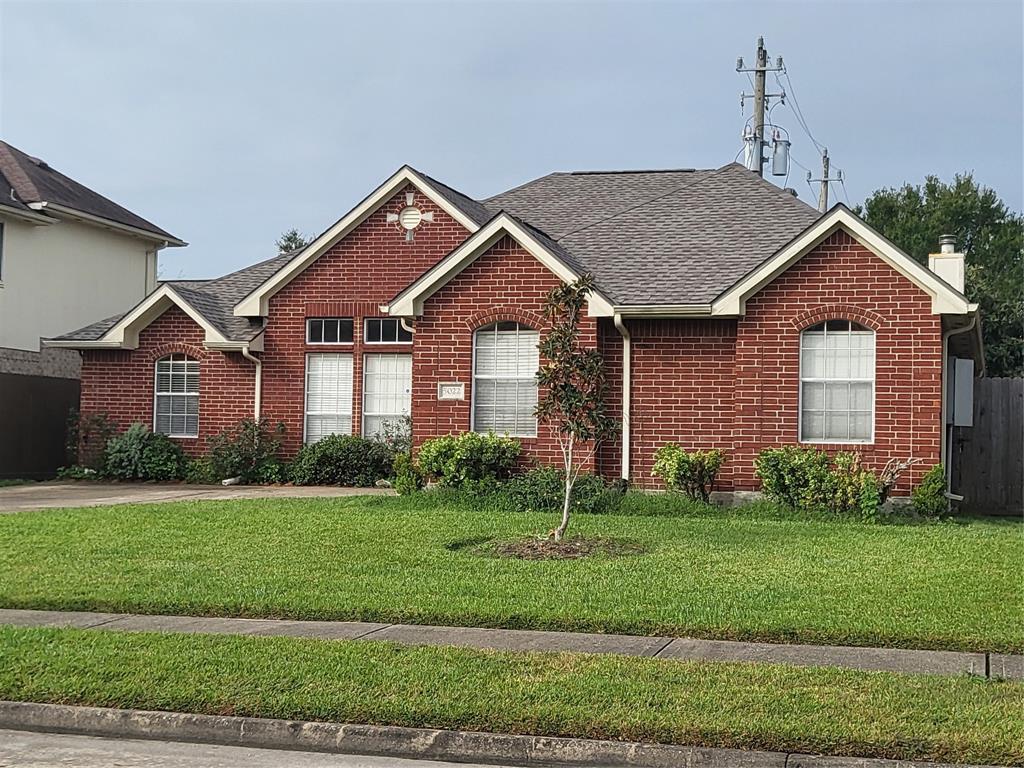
[0,140,181,241]
[54,162,822,343]
[415,169,494,227]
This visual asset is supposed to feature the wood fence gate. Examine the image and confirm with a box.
[951,377,1023,516]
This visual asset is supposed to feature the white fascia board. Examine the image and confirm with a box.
[612,304,714,318]
[386,214,615,318]
[710,207,975,317]
[39,203,187,247]
[0,205,57,226]
[233,166,481,318]
[95,285,230,349]
[42,339,125,349]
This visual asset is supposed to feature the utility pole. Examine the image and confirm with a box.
[818,149,830,211]
[807,149,842,212]
[737,37,785,177]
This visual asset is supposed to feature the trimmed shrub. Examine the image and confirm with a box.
[755,446,883,520]
[417,433,521,487]
[754,446,833,508]
[206,418,286,484]
[912,464,948,517]
[184,456,217,484]
[392,452,424,496]
[290,435,394,486]
[503,467,623,514]
[103,423,186,481]
[651,445,725,502]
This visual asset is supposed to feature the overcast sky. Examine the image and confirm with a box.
[1,1,1021,279]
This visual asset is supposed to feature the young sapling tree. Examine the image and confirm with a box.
[535,274,619,541]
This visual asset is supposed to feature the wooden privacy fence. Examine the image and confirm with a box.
[951,377,1023,516]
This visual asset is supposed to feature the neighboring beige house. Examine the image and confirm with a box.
[0,140,184,477]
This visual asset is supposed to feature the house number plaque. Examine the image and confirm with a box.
[437,382,465,400]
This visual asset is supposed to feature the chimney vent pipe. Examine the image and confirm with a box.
[939,234,957,254]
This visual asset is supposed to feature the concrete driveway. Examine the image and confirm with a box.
[0,482,390,513]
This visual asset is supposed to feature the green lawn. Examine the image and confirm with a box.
[1,626,1020,765]
[0,495,1020,652]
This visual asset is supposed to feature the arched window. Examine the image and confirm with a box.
[154,354,199,438]
[800,320,874,442]
[472,321,539,437]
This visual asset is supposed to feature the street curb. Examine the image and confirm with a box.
[0,701,1007,768]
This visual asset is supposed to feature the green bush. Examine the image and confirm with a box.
[103,423,186,481]
[184,456,217,484]
[651,445,725,501]
[755,446,833,508]
[206,418,286,484]
[392,452,424,496]
[756,446,883,520]
[912,464,948,518]
[417,433,521,487]
[290,435,394,486]
[503,467,623,514]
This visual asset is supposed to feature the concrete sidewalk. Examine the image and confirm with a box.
[3,608,1020,679]
[0,482,390,513]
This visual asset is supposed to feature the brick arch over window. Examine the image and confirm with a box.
[463,307,546,333]
[790,305,886,332]
[145,342,208,364]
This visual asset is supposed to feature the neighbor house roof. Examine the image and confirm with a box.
[50,250,300,345]
[0,140,184,244]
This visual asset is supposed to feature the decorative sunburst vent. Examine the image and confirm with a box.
[387,191,434,242]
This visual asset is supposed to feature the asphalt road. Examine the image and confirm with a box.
[0,729,512,768]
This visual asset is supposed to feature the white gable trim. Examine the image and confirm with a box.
[711,206,977,317]
[45,285,232,350]
[385,214,615,318]
[233,167,482,317]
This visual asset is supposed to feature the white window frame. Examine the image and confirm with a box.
[364,317,413,345]
[471,322,539,439]
[361,352,412,438]
[798,320,876,444]
[303,352,354,444]
[153,354,199,438]
[306,317,354,346]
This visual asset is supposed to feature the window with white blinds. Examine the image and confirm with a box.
[472,322,539,437]
[800,320,875,442]
[304,353,354,444]
[362,353,412,438]
[154,354,199,437]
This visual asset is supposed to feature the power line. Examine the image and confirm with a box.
[777,69,826,155]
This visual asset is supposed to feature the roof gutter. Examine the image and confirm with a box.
[613,303,713,318]
[41,339,126,349]
[27,202,187,247]
[0,204,56,226]
[240,342,262,421]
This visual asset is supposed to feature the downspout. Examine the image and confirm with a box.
[240,344,262,421]
[613,313,631,482]
[940,313,978,501]
[400,318,415,335]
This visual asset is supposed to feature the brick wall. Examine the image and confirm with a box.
[729,229,941,493]
[261,184,472,455]
[411,235,598,470]
[80,306,256,454]
[614,231,940,493]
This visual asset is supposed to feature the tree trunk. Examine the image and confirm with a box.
[554,439,574,541]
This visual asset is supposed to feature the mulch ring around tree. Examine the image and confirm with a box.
[475,535,648,561]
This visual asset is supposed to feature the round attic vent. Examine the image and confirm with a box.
[398,206,423,230]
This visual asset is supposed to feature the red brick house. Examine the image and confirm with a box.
[47,164,982,495]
